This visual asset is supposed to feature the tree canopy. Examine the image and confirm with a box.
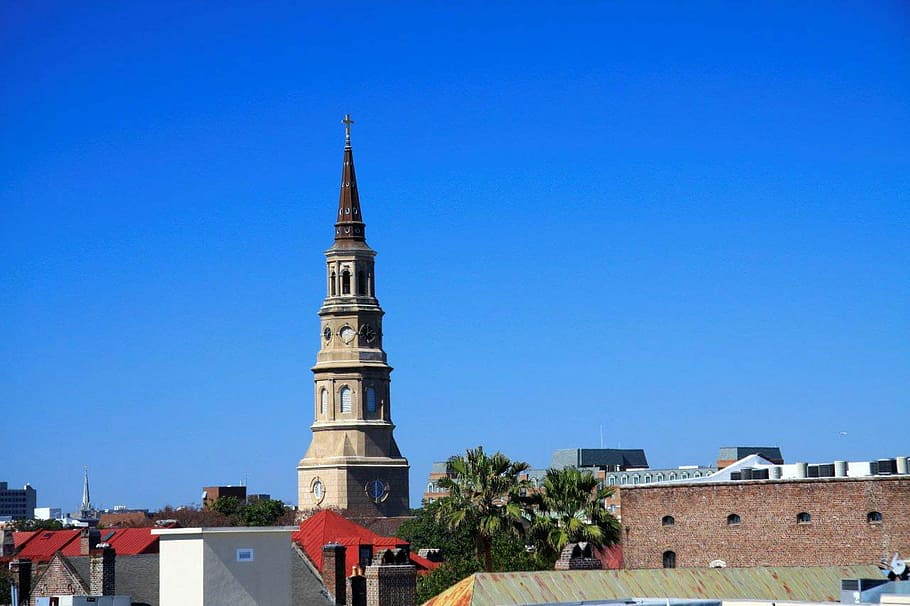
[529,466,620,558]
[434,446,531,572]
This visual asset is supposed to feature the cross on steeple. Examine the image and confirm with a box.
[342,114,354,147]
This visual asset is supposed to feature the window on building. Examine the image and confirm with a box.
[620,475,628,485]
[330,272,337,296]
[366,387,377,413]
[342,270,351,295]
[867,511,883,523]
[644,474,651,483]
[662,515,675,526]
[369,272,375,296]
[663,551,676,569]
[340,386,352,413]
[320,389,328,415]
[632,475,640,485]
[656,473,664,481]
[608,476,616,486]
[357,271,366,295]
[693,472,700,478]
[680,472,688,479]
[727,513,741,525]
[668,472,676,481]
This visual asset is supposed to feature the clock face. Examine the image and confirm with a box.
[323,326,332,341]
[360,323,376,343]
[365,479,389,503]
[340,326,356,344]
[312,479,325,504]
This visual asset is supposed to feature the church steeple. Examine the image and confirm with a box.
[297,116,409,520]
[334,114,366,244]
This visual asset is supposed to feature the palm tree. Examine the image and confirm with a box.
[530,466,620,558]
[435,446,531,572]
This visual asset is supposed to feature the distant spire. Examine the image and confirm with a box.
[334,114,366,243]
[81,465,92,513]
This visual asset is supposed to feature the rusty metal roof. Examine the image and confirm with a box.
[423,565,882,606]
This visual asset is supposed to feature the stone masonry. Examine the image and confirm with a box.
[621,475,910,569]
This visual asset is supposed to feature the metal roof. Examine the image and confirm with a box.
[422,565,882,606]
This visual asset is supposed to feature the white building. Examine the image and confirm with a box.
[152,526,295,606]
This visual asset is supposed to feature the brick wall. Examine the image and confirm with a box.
[365,563,416,606]
[621,476,910,569]
[323,543,347,604]
[29,554,89,605]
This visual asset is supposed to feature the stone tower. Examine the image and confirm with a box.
[297,116,410,519]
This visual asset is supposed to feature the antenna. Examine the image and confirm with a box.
[600,425,604,449]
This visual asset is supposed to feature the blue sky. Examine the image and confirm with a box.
[2,2,908,512]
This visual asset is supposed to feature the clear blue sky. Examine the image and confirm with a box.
[2,3,908,512]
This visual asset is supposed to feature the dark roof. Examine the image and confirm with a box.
[718,446,783,463]
[70,553,159,606]
[551,448,649,470]
[292,543,333,605]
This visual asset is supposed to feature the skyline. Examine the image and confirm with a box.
[2,3,908,512]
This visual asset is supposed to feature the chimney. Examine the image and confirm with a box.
[365,548,416,606]
[90,545,116,595]
[80,527,101,555]
[554,542,603,570]
[347,565,366,606]
[9,559,32,606]
[322,543,347,605]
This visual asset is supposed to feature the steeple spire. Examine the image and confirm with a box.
[334,113,366,243]
[81,465,92,513]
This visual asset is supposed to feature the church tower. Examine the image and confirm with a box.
[297,116,410,519]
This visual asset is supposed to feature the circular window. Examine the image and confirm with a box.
[311,478,326,504]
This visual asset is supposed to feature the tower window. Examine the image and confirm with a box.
[342,270,351,295]
[727,513,741,525]
[662,515,675,526]
[340,386,352,413]
[867,511,882,523]
[320,389,328,415]
[796,512,811,524]
[357,271,366,295]
[663,550,676,569]
[366,387,377,413]
[369,272,375,296]
[330,272,336,296]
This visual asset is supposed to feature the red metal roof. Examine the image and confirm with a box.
[60,528,158,557]
[14,528,159,562]
[292,510,437,576]
[13,529,81,561]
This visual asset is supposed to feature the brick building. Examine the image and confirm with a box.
[620,474,910,569]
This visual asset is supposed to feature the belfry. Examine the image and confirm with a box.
[297,116,410,519]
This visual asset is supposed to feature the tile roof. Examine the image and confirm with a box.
[292,510,437,576]
[423,564,883,606]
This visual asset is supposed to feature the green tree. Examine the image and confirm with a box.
[209,496,243,521]
[12,518,65,531]
[529,466,620,559]
[240,499,289,526]
[434,446,531,572]
[400,501,548,602]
